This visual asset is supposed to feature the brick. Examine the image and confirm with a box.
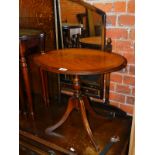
[131,87,135,96]
[123,75,135,86]
[129,65,135,75]
[120,104,134,114]
[123,52,135,64]
[127,0,135,13]
[94,3,113,12]
[115,40,135,53]
[116,84,131,95]
[110,73,123,83]
[129,28,135,40]
[110,82,115,91]
[107,28,128,40]
[110,92,125,103]
[126,96,135,105]
[60,0,135,108]
[107,15,116,26]
[118,15,135,26]
[113,2,126,12]
[110,39,116,52]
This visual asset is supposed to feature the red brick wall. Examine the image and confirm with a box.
[91,0,135,115]
[61,0,135,115]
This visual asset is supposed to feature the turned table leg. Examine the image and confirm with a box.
[79,98,99,151]
[40,68,50,106]
[19,76,27,117]
[19,40,34,120]
[39,33,50,106]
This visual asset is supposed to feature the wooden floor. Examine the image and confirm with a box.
[19,94,132,155]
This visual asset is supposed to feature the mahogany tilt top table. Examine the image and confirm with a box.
[33,48,127,152]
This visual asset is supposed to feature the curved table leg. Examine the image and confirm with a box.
[45,97,75,135]
[45,75,99,152]
[79,98,99,152]
[82,96,104,120]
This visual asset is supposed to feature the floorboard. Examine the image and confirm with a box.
[20,94,132,155]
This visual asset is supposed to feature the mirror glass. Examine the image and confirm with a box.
[58,0,107,100]
[59,0,103,48]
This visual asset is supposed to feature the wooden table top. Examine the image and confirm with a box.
[62,23,83,29]
[19,28,44,40]
[79,36,101,46]
[33,48,127,75]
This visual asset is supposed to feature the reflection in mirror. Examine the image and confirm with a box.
[60,0,105,49]
[60,0,85,48]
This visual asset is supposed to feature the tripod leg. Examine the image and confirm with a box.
[82,96,104,120]
[45,97,75,134]
[79,98,99,152]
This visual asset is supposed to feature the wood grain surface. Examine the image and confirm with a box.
[19,0,55,51]
[33,48,127,75]
[80,36,101,46]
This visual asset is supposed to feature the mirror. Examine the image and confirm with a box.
[56,0,111,102]
[59,0,106,49]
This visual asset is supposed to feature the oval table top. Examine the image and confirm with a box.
[19,29,44,40]
[62,23,83,30]
[79,36,101,46]
[33,48,127,75]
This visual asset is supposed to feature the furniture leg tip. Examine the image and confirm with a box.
[45,128,52,135]
[30,113,35,120]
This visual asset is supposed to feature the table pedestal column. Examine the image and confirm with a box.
[45,75,100,152]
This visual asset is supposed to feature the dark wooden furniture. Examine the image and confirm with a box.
[79,36,112,104]
[19,0,61,105]
[79,36,112,51]
[19,0,56,51]
[80,36,103,49]
[20,92,131,154]
[33,48,127,152]
[19,29,45,119]
[62,23,83,48]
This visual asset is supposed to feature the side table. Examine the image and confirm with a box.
[33,48,127,152]
[19,28,47,119]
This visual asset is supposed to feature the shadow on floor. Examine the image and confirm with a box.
[20,94,132,155]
